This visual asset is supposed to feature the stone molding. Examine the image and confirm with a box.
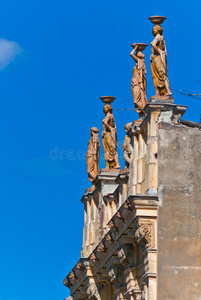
[64,194,158,298]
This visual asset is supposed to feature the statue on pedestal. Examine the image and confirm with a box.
[86,127,100,190]
[130,43,147,123]
[100,96,121,170]
[122,122,132,170]
[148,16,172,97]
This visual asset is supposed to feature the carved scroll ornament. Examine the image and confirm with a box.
[135,223,152,247]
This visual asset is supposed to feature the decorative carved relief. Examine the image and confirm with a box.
[116,211,125,223]
[118,244,135,267]
[76,261,85,271]
[123,200,133,211]
[74,261,86,278]
[89,253,98,268]
[63,277,71,288]
[105,233,114,249]
[134,220,154,249]
[86,282,101,300]
[108,264,124,289]
[97,242,106,253]
[68,271,77,287]
[90,253,97,262]
[96,242,107,260]
[87,278,101,300]
[135,224,151,247]
[108,221,118,241]
[108,220,116,228]
[105,233,113,243]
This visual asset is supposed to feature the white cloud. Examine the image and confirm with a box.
[0,38,22,69]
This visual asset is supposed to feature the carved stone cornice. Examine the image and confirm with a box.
[96,242,107,260]
[128,194,159,206]
[63,277,71,288]
[96,170,120,182]
[89,252,98,267]
[74,260,86,277]
[104,232,114,249]
[123,199,133,211]
[144,102,187,124]
[115,171,129,184]
[64,270,77,287]
[116,211,125,223]
[103,186,119,202]
[108,220,118,241]
[64,258,90,291]
[108,219,116,229]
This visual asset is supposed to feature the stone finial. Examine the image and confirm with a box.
[122,122,132,170]
[148,16,172,98]
[130,43,147,123]
[100,96,121,170]
[86,127,100,190]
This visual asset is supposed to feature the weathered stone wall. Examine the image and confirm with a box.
[158,122,201,300]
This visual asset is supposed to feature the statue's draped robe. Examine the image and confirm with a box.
[150,34,168,95]
[122,134,132,168]
[102,113,117,167]
[86,133,100,182]
[131,58,147,113]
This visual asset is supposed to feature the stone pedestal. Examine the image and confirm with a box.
[81,170,129,258]
[128,100,187,197]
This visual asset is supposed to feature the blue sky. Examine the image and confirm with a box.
[0,0,201,299]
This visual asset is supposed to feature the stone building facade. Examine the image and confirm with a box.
[63,15,201,299]
[63,97,201,299]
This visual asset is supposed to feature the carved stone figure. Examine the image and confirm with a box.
[86,127,100,190]
[130,43,147,123]
[149,16,172,97]
[86,281,101,300]
[102,102,121,169]
[122,122,132,169]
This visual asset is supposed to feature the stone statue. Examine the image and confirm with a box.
[122,122,132,169]
[149,16,172,97]
[130,43,147,123]
[102,103,121,170]
[86,127,100,190]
